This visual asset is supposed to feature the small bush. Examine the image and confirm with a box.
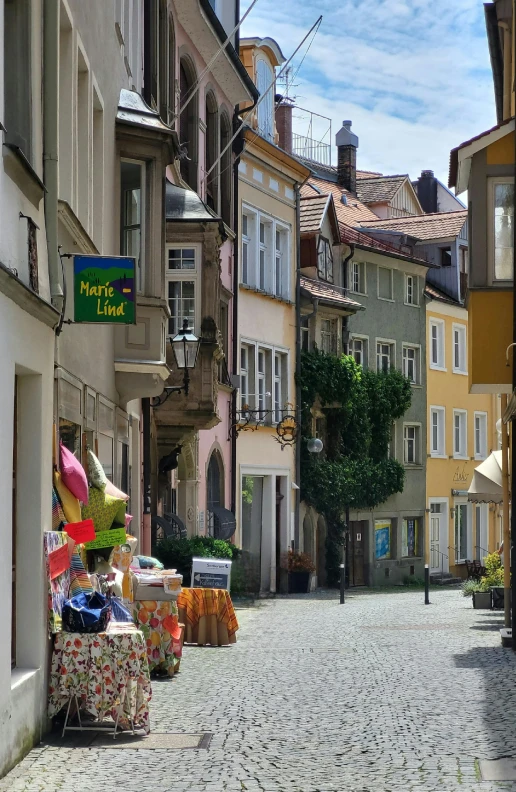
[153,536,241,581]
[402,575,426,587]
[479,551,504,591]
[462,579,483,597]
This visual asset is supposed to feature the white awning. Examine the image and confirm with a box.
[468,450,503,504]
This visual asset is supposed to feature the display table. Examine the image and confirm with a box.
[177,588,238,646]
[130,599,183,676]
[48,623,151,735]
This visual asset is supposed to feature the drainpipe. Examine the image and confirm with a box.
[511,8,516,645]
[43,0,63,306]
[341,244,355,351]
[295,183,302,550]
[142,398,152,556]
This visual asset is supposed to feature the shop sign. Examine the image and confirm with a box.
[66,519,96,544]
[191,557,232,590]
[84,526,127,550]
[74,255,136,324]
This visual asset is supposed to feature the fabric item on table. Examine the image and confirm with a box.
[113,498,127,527]
[131,600,182,675]
[87,448,107,490]
[52,487,67,531]
[44,531,71,634]
[104,479,129,501]
[81,486,124,533]
[54,471,82,524]
[111,536,137,574]
[177,588,239,638]
[60,442,89,504]
[69,549,94,597]
[48,628,151,733]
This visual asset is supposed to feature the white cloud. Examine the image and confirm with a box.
[241,0,496,185]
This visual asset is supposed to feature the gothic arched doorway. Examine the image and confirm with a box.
[206,450,224,537]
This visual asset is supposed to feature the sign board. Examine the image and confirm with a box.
[48,543,71,580]
[84,526,127,550]
[191,557,232,590]
[65,519,96,544]
[74,255,136,324]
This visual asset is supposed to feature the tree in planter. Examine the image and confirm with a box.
[298,350,412,586]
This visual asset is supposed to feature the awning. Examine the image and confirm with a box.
[468,450,503,504]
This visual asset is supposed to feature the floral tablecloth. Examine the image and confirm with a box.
[48,625,151,733]
[177,588,238,646]
[130,599,183,676]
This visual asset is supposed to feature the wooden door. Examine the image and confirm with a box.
[349,521,365,586]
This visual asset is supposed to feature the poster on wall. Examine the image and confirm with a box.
[73,255,136,324]
[402,519,417,558]
[375,520,391,560]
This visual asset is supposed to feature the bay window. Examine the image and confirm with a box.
[166,246,198,335]
[491,178,514,281]
[121,159,145,293]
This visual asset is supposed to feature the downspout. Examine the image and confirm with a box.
[341,244,355,349]
[43,0,63,306]
[295,183,302,550]
[142,398,152,556]
[511,0,516,647]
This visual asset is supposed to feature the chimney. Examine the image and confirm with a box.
[414,169,438,213]
[275,95,293,154]
[336,121,359,193]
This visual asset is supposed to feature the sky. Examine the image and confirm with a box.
[240,0,496,189]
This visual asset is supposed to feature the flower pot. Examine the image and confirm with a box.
[491,586,505,610]
[472,591,492,609]
[288,571,310,594]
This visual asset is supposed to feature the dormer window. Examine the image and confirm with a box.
[317,236,333,283]
[256,57,274,141]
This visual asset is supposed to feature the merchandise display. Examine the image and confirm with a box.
[130,599,183,676]
[177,587,239,647]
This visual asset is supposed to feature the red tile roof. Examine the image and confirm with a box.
[299,194,330,234]
[356,175,409,204]
[300,276,363,311]
[359,210,468,240]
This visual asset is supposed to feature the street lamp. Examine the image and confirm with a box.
[151,319,201,406]
[307,437,323,453]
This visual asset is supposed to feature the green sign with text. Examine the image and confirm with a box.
[74,255,136,323]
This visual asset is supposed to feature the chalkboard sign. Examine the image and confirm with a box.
[191,558,232,590]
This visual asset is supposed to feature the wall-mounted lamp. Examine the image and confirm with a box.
[151,319,201,407]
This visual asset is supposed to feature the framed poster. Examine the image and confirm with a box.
[375,520,391,560]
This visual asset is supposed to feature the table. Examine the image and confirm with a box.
[48,624,151,734]
[177,588,238,646]
[130,599,183,676]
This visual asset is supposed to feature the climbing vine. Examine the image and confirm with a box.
[298,350,412,585]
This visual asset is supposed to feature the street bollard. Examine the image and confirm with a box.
[340,563,345,604]
[424,563,430,605]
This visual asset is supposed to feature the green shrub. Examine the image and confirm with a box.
[479,552,504,591]
[403,575,426,587]
[462,579,483,597]
[152,535,240,581]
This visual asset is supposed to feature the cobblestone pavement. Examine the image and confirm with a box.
[4,588,516,792]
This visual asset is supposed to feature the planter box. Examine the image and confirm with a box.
[288,571,310,594]
[491,586,505,610]
[473,591,492,609]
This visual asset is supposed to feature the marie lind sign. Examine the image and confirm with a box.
[73,255,136,324]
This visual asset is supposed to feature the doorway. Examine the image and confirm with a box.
[206,451,223,537]
[475,504,489,561]
[241,475,263,592]
[348,521,366,586]
[429,501,449,574]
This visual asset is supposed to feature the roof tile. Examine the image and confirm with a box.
[300,276,363,311]
[359,210,468,240]
[356,175,409,204]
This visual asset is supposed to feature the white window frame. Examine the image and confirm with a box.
[377,266,394,302]
[121,157,146,294]
[376,338,396,373]
[403,422,421,466]
[488,175,514,284]
[350,335,368,368]
[452,323,467,375]
[474,411,488,460]
[402,343,421,385]
[300,314,310,351]
[348,260,366,295]
[241,210,254,286]
[165,243,200,337]
[241,203,291,300]
[454,499,472,563]
[317,236,334,283]
[405,273,419,306]
[429,405,446,458]
[240,344,250,411]
[320,317,338,354]
[239,338,290,425]
[453,409,468,459]
[429,318,446,371]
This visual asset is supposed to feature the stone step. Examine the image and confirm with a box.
[430,574,463,586]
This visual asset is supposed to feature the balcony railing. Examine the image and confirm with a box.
[292,132,331,166]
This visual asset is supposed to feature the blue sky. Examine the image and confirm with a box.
[241,0,496,188]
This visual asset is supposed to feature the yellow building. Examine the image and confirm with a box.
[426,288,500,580]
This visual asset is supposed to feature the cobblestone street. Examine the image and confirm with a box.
[4,588,516,792]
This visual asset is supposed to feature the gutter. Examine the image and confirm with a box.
[43,0,63,305]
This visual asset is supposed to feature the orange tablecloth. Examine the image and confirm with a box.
[177,588,238,646]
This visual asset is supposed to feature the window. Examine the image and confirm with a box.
[218,301,229,383]
[375,519,391,560]
[166,246,198,335]
[348,261,366,295]
[453,410,467,458]
[492,179,514,281]
[259,221,268,290]
[377,340,395,372]
[257,348,268,420]
[452,324,467,374]
[240,345,251,410]
[256,57,274,140]
[403,424,420,465]
[474,412,488,460]
[179,58,198,190]
[275,228,286,297]
[405,274,418,306]
[350,336,367,367]
[242,212,252,285]
[440,247,452,267]
[429,319,445,369]
[241,206,290,299]
[205,92,219,211]
[430,407,446,457]
[301,316,310,351]
[402,345,420,384]
[378,267,393,300]
[320,319,337,354]
[388,422,396,459]
[402,518,419,558]
[121,160,145,293]
[220,112,232,227]
[455,503,469,562]
[239,342,288,424]
[274,353,283,423]
[4,0,32,162]
[317,237,334,283]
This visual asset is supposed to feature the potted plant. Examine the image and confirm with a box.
[462,579,491,609]
[287,550,315,594]
[481,552,504,609]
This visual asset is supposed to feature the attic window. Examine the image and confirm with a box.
[317,236,333,283]
[441,247,452,267]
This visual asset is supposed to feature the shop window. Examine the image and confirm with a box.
[402,518,419,557]
[121,159,145,293]
[375,519,391,560]
[455,503,469,562]
[98,397,115,481]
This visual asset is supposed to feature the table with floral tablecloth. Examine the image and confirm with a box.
[130,599,183,676]
[48,624,151,733]
[177,588,238,646]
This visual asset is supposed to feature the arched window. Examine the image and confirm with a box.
[168,14,176,127]
[220,111,232,227]
[256,57,274,141]
[206,451,224,537]
[205,91,218,211]
[179,57,198,190]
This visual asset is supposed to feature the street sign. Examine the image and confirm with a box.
[191,557,232,590]
[74,255,136,324]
